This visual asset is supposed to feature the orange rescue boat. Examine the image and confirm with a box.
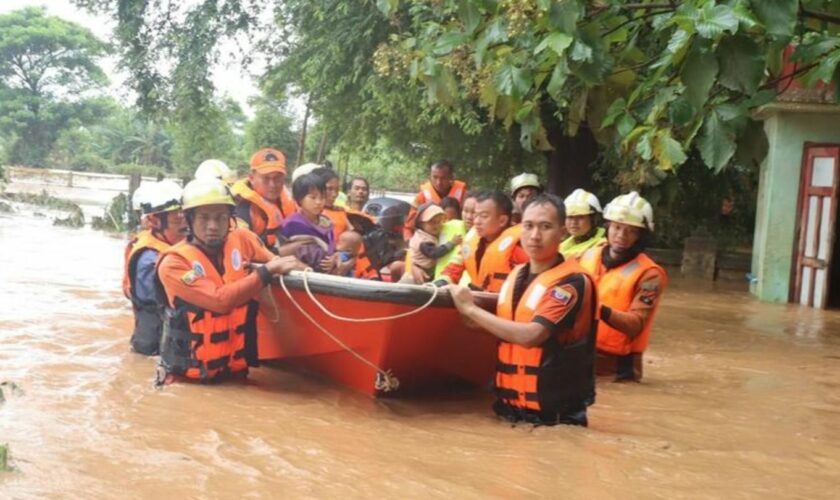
[256,270,498,397]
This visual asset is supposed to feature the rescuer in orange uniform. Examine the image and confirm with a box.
[579,192,667,382]
[232,148,297,250]
[123,180,187,355]
[449,194,597,426]
[156,178,303,383]
[436,191,528,292]
[404,159,468,239]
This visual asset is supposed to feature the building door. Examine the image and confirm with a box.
[792,144,839,308]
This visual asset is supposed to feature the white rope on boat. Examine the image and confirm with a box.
[277,271,403,392]
[298,267,440,323]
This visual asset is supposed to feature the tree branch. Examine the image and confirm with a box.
[800,7,840,25]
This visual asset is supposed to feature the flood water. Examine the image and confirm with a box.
[2,210,840,499]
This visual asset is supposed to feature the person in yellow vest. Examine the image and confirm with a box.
[122,180,187,355]
[156,179,303,384]
[560,188,606,259]
[579,192,667,382]
[231,148,297,250]
[510,172,542,224]
[448,194,597,426]
[404,159,468,240]
[436,191,528,292]
[194,159,237,185]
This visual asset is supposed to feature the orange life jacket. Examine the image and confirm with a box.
[464,224,522,292]
[404,180,468,240]
[232,179,296,247]
[579,244,667,355]
[495,260,597,414]
[122,230,171,355]
[323,206,350,241]
[156,229,257,381]
[123,230,170,301]
[345,208,380,279]
[418,179,468,205]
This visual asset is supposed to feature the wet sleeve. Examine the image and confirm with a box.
[531,273,588,343]
[133,249,159,304]
[158,254,265,315]
[601,268,664,339]
[419,241,454,259]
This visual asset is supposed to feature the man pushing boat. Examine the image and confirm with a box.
[448,194,597,426]
[155,178,304,384]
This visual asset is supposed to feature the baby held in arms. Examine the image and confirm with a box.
[335,231,363,277]
[278,173,339,274]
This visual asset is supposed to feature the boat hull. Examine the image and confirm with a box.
[256,271,498,397]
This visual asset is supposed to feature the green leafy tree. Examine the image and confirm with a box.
[0,7,109,166]
[244,97,300,168]
[374,0,840,191]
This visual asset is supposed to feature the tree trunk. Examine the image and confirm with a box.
[296,97,311,168]
[543,118,598,197]
[316,131,328,163]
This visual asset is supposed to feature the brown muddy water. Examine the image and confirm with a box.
[1,210,840,499]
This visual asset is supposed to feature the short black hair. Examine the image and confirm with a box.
[475,191,513,217]
[312,166,339,183]
[522,193,566,223]
[463,190,480,202]
[429,159,453,174]
[440,196,461,213]
[292,173,326,204]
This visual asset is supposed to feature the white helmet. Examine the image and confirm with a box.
[510,173,542,194]
[131,182,154,212]
[195,159,236,185]
[141,179,183,215]
[292,162,322,183]
[564,189,602,216]
[181,178,235,210]
[603,191,654,231]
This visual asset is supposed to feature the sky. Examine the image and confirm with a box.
[0,0,262,115]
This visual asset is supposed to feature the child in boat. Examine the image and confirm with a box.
[401,203,463,284]
[279,173,339,273]
[335,231,363,277]
[440,196,462,221]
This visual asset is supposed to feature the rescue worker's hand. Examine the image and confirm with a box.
[265,255,303,275]
[450,234,463,246]
[446,285,475,314]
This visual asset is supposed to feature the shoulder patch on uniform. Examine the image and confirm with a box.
[192,261,205,277]
[181,270,199,285]
[549,285,575,305]
[231,248,242,271]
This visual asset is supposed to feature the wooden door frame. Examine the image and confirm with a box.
[789,142,840,305]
